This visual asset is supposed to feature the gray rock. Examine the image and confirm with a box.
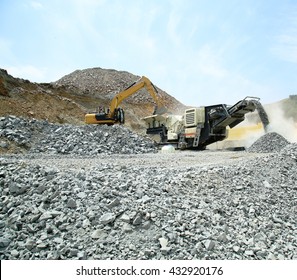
[77,251,87,259]
[66,198,77,209]
[8,183,27,195]
[25,239,35,251]
[77,192,87,199]
[69,249,79,257]
[142,221,151,230]
[217,232,228,243]
[120,213,131,223]
[203,240,215,250]
[0,141,8,148]
[11,249,19,257]
[99,212,116,225]
[132,214,142,226]
[107,198,120,208]
[37,242,48,249]
[53,237,63,244]
[91,229,105,239]
[82,219,91,228]
[0,237,11,248]
[159,237,171,254]
[233,246,241,253]
[39,212,53,221]
[122,223,133,233]
[244,250,254,256]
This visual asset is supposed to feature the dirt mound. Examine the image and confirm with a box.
[0,69,86,124]
[248,132,290,153]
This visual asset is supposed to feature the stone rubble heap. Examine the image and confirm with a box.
[53,68,137,98]
[0,116,157,155]
[53,67,165,105]
[0,115,296,260]
[247,132,290,153]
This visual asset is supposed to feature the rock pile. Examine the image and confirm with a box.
[247,132,290,153]
[53,67,180,107]
[1,116,296,260]
[52,67,186,116]
[0,116,157,155]
[0,142,296,260]
[53,68,137,98]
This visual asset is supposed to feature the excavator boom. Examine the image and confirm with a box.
[85,76,166,125]
[109,76,161,112]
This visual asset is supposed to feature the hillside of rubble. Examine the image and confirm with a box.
[0,68,186,131]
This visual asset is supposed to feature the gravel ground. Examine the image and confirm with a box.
[0,116,296,260]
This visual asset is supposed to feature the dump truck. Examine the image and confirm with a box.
[143,97,269,150]
[85,76,166,125]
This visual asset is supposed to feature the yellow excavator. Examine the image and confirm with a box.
[85,76,166,125]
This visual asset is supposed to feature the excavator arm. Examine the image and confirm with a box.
[85,76,166,125]
[109,76,163,117]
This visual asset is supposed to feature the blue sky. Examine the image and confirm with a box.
[1,0,297,106]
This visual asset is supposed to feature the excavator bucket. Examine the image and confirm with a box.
[153,106,167,115]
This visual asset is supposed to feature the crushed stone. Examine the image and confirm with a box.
[247,132,290,153]
[0,116,296,260]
